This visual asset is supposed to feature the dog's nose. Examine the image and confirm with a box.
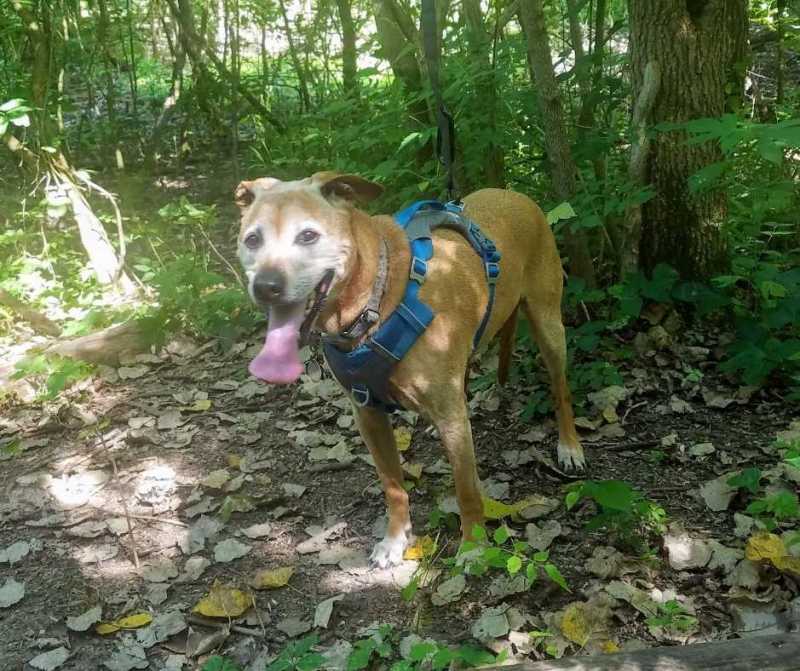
[253,269,286,303]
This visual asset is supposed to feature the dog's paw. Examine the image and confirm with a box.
[370,534,408,568]
[557,442,586,471]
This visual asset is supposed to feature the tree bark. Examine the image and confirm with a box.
[519,0,596,286]
[278,0,312,112]
[628,0,748,279]
[335,0,358,96]
[463,0,504,188]
[0,289,60,336]
[372,0,428,126]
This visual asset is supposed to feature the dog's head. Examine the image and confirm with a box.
[236,172,383,384]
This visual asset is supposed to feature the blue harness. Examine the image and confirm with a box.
[322,201,501,411]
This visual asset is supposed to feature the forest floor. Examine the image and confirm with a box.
[1,172,800,671]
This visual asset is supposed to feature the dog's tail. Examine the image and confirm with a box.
[497,305,518,386]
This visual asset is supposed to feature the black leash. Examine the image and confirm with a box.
[421,0,458,203]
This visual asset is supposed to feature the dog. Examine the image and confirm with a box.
[236,172,583,567]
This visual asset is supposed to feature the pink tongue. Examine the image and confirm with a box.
[249,304,306,384]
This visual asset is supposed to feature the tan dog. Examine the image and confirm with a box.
[236,172,583,567]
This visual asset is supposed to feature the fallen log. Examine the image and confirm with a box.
[43,320,150,365]
[497,633,800,671]
[0,288,61,336]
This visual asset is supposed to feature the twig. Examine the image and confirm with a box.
[125,514,187,527]
[309,461,355,473]
[187,614,266,638]
[622,400,647,423]
[197,225,245,288]
[98,430,139,569]
[596,439,659,450]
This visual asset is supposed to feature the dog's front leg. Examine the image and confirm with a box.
[434,401,485,541]
[354,405,411,568]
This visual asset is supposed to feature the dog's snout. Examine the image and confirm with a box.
[253,269,286,303]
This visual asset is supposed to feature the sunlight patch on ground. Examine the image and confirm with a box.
[136,463,177,500]
[318,561,418,594]
[49,469,110,507]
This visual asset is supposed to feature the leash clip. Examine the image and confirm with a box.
[299,269,336,347]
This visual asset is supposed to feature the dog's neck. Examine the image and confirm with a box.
[317,208,410,341]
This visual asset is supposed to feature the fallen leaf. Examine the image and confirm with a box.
[66,605,102,632]
[136,609,187,648]
[394,427,412,452]
[431,575,466,606]
[525,520,562,551]
[471,604,510,641]
[402,462,423,480]
[157,409,184,430]
[0,577,25,607]
[96,613,153,635]
[251,566,294,590]
[183,399,212,412]
[277,616,312,637]
[177,556,211,583]
[663,526,712,570]
[403,535,435,561]
[242,522,272,539]
[746,532,800,576]
[142,558,179,583]
[283,483,307,498]
[201,469,231,490]
[213,538,251,563]
[118,366,148,380]
[0,540,32,564]
[186,625,230,659]
[104,639,149,671]
[193,582,253,618]
[314,594,344,628]
[698,473,737,512]
[28,647,70,671]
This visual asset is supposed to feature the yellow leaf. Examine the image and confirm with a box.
[227,454,242,469]
[192,581,253,617]
[482,495,516,520]
[404,535,435,561]
[561,603,591,646]
[402,462,423,480]
[775,555,800,576]
[482,494,550,521]
[745,532,786,563]
[183,399,212,412]
[394,427,412,452]
[95,612,153,635]
[250,566,295,590]
[600,640,620,654]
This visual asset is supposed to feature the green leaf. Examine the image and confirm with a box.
[201,656,241,671]
[546,201,576,225]
[493,526,510,545]
[471,524,487,542]
[565,490,581,510]
[10,113,30,128]
[506,555,522,575]
[543,563,569,591]
[727,467,762,495]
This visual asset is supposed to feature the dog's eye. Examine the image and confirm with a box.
[296,229,320,245]
[244,232,261,250]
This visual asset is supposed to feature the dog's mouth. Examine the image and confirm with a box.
[249,271,334,384]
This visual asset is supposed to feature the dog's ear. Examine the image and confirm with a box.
[317,174,384,204]
[235,178,281,209]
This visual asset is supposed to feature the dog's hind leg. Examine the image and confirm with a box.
[497,305,519,386]
[431,393,485,540]
[354,405,411,568]
[521,299,584,470]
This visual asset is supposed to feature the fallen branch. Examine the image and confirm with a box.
[0,288,60,336]
[43,320,149,365]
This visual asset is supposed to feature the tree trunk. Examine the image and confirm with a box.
[628,0,748,279]
[372,0,428,126]
[519,0,596,286]
[463,0,504,188]
[335,0,358,96]
[278,0,312,112]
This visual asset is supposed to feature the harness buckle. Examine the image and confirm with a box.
[485,261,500,285]
[409,256,428,284]
[351,384,371,407]
[341,308,380,339]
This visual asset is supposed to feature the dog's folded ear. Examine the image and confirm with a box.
[235,178,281,209]
[315,173,384,204]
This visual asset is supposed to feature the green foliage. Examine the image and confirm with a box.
[201,656,242,671]
[645,600,698,633]
[0,98,32,136]
[566,480,667,553]
[451,524,569,592]
[12,354,93,400]
[265,635,324,671]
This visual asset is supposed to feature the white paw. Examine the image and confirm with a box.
[557,441,586,471]
[370,533,408,568]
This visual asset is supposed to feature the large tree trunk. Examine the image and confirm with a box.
[462,0,504,188]
[372,0,428,126]
[519,0,596,287]
[335,0,358,96]
[629,0,748,279]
